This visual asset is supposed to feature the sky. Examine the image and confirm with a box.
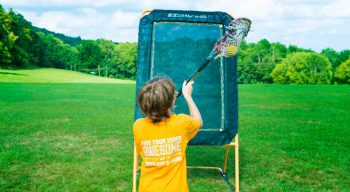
[1,0,349,52]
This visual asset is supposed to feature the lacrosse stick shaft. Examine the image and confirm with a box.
[176,56,213,98]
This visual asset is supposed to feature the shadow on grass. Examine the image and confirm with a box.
[188,168,234,192]
[0,72,27,76]
[188,168,226,178]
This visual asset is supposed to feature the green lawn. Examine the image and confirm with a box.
[0,69,349,191]
[0,68,134,84]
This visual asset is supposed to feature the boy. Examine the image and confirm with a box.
[133,77,202,192]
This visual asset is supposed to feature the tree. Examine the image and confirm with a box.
[334,58,350,84]
[271,52,332,84]
[253,39,271,63]
[114,42,137,79]
[253,39,275,83]
[7,9,35,67]
[238,39,276,83]
[78,40,103,70]
[271,42,287,64]
[42,34,71,68]
[0,5,17,67]
[287,45,313,54]
[237,41,257,83]
[321,48,340,70]
[338,50,350,66]
[65,46,79,70]
[97,39,117,76]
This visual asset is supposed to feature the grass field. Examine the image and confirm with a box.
[0,68,134,84]
[1,69,350,191]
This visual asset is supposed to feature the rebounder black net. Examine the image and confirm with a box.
[135,10,238,145]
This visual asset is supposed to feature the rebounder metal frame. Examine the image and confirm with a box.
[132,134,239,192]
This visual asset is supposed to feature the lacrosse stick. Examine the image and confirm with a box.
[177,17,251,98]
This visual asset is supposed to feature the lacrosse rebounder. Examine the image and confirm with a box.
[133,9,251,192]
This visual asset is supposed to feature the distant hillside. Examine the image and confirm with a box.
[32,26,82,46]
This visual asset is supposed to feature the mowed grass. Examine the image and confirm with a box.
[0,68,134,84]
[1,69,350,191]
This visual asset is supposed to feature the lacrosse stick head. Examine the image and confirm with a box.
[212,17,251,59]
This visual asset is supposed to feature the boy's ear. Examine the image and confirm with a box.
[170,98,176,110]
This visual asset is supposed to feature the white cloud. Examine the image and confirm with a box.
[321,0,350,18]
[1,0,349,51]
[0,0,125,8]
[15,8,139,42]
[111,10,139,29]
[277,0,350,19]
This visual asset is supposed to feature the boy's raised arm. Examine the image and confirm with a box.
[182,81,203,126]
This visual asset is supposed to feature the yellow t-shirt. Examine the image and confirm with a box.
[133,113,201,192]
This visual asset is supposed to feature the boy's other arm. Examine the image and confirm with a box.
[182,81,203,127]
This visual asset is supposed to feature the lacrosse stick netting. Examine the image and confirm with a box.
[213,17,252,59]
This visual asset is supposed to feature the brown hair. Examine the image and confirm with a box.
[137,77,176,123]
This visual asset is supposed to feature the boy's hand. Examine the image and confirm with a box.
[182,80,194,100]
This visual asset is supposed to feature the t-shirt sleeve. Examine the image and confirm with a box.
[179,114,202,141]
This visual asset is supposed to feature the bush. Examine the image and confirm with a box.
[334,58,350,84]
[271,52,332,84]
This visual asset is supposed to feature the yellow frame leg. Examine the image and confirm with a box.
[132,143,138,192]
[235,134,239,192]
[222,134,239,192]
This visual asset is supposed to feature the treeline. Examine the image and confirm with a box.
[0,6,137,79]
[238,40,350,84]
[1,5,349,84]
